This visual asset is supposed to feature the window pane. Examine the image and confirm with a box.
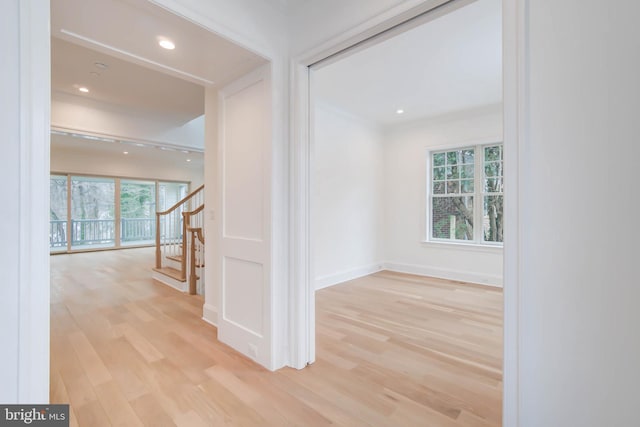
[71,176,115,249]
[50,175,67,252]
[461,179,474,193]
[485,163,502,177]
[461,164,474,179]
[446,166,459,179]
[433,166,445,181]
[447,151,458,165]
[433,152,445,167]
[446,181,459,194]
[433,181,445,194]
[462,149,475,164]
[484,145,502,161]
[485,176,504,193]
[483,195,504,242]
[432,196,474,240]
[121,180,156,246]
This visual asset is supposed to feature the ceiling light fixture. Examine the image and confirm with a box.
[78,87,89,93]
[123,151,129,155]
[159,39,175,50]
[186,159,191,162]
[396,109,404,115]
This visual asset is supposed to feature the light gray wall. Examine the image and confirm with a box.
[383,107,503,286]
[517,1,640,425]
[313,104,384,288]
[0,0,21,403]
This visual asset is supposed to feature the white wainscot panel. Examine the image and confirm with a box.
[222,256,264,337]
[223,80,265,241]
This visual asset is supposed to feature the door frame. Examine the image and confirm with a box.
[289,0,525,424]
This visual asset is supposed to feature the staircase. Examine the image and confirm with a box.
[152,185,205,295]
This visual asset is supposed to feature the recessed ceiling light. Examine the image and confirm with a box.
[186,159,191,162]
[396,109,404,115]
[78,87,89,93]
[123,151,129,155]
[159,39,175,50]
[94,62,109,70]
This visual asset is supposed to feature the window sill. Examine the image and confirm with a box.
[421,240,503,254]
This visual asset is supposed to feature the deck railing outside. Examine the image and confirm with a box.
[50,218,157,248]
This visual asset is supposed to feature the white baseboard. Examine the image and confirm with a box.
[202,303,218,327]
[315,263,383,290]
[383,261,503,287]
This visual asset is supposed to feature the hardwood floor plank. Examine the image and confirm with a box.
[129,394,177,427]
[68,330,113,387]
[93,381,145,426]
[51,248,503,426]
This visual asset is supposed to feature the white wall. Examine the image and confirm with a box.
[0,0,21,402]
[514,1,640,426]
[313,104,384,288]
[0,0,50,403]
[383,106,503,285]
[52,92,205,150]
[50,142,204,187]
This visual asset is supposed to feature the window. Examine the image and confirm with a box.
[429,143,503,245]
[49,174,189,252]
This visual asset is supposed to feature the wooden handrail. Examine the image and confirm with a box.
[156,184,204,216]
[155,185,204,271]
[186,204,205,216]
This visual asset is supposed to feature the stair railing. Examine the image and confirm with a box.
[187,226,205,295]
[155,184,204,281]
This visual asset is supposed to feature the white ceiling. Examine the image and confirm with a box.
[313,0,502,126]
[52,38,205,121]
[51,132,204,169]
[51,0,268,125]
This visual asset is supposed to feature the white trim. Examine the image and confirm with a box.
[17,0,51,403]
[420,240,503,254]
[297,0,455,64]
[202,304,218,327]
[384,262,503,287]
[50,126,205,153]
[315,263,383,290]
[289,61,314,368]
[502,0,525,425]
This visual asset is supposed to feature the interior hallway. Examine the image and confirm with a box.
[50,248,502,426]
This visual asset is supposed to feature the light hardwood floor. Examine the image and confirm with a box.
[51,248,502,426]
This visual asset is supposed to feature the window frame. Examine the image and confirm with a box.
[50,172,190,253]
[426,141,504,247]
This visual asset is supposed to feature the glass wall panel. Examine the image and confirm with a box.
[50,175,68,252]
[121,179,156,246]
[158,182,189,211]
[70,176,115,250]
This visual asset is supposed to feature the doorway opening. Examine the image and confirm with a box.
[305,0,504,421]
